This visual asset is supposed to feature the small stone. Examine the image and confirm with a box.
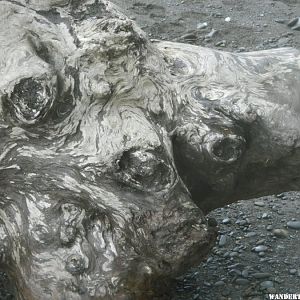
[266,225,273,231]
[222,218,231,224]
[256,239,266,245]
[252,245,268,252]
[222,290,230,297]
[272,229,289,238]
[235,278,249,285]
[289,269,297,275]
[215,280,225,287]
[229,269,241,276]
[229,251,238,257]
[180,32,197,42]
[242,270,249,278]
[205,29,218,39]
[252,272,271,279]
[206,257,213,263]
[260,281,274,289]
[215,40,227,47]
[275,19,286,24]
[223,252,230,258]
[259,251,265,257]
[287,221,300,230]
[254,201,265,207]
[219,235,228,247]
[225,17,231,22]
[204,281,212,287]
[197,22,208,29]
[245,232,257,237]
[228,263,241,269]
[262,213,268,219]
[239,220,248,226]
[288,17,300,30]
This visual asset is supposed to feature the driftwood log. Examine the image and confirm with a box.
[0,0,300,299]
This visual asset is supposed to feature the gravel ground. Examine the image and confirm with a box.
[1,0,300,299]
[113,0,300,52]
[174,192,300,300]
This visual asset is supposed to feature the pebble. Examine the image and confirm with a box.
[287,221,300,230]
[225,17,231,22]
[252,245,268,252]
[222,290,230,297]
[222,218,231,224]
[205,28,218,39]
[228,263,241,269]
[259,251,265,257]
[276,193,285,199]
[229,269,241,276]
[252,272,271,279]
[272,228,289,238]
[256,239,265,245]
[241,270,249,278]
[206,257,213,263]
[229,251,238,257]
[215,40,226,47]
[235,278,249,285]
[288,17,300,30]
[289,269,297,275]
[260,281,274,289]
[215,280,225,287]
[266,225,273,231]
[179,32,197,42]
[245,232,257,237]
[219,235,228,246]
[223,251,230,258]
[239,220,248,226]
[254,201,265,207]
[197,22,208,29]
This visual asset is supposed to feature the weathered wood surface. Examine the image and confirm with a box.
[0,0,299,299]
